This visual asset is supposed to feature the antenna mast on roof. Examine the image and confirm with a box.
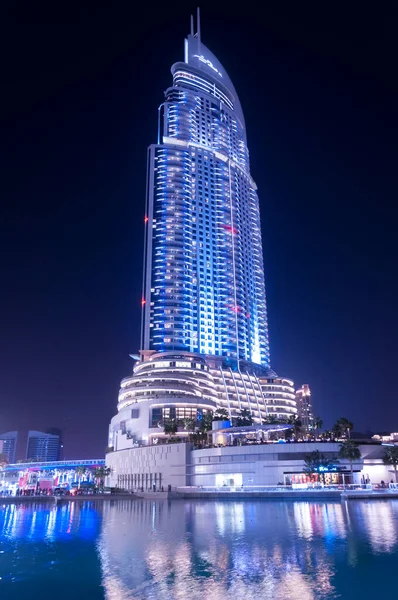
[196,7,201,55]
[188,8,201,58]
[197,7,201,42]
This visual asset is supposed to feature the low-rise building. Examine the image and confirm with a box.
[106,439,398,492]
[371,432,398,443]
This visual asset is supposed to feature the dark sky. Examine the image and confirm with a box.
[2,2,397,458]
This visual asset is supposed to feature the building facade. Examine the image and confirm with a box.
[107,440,389,490]
[188,442,363,487]
[108,18,299,450]
[109,351,297,448]
[26,430,61,462]
[142,31,269,367]
[295,384,314,432]
[0,431,18,463]
[46,428,64,460]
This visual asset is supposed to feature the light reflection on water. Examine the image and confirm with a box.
[1,499,398,599]
[98,499,398,600]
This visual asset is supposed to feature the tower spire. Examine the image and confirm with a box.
[190,14,194,36]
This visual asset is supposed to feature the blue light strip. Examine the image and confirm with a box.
[5,459,106,471]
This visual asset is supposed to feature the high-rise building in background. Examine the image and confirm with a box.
[0,431,18,463]
[26,430,60,462]
[46,427,64,460]
[109,15,300,449]
[295,384,314,432]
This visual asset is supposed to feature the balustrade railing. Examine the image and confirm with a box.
[176,483,398,494]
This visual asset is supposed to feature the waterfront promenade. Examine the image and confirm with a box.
[173,483,398,500]
[2,485,398,503]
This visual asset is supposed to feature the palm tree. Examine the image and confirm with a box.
[284,428,293,441]
[182,418,195,432]
[303,450,339,484]
[338,440,361,483]
[288,414,302,438]
[383,446,398,483]
[312,417,323,434]
[213,408,230,421]
[332,417,354,440]
[191,411,214,448]
[75,466,87,488]
[92,466,111,490]
[201,410,215,431]
[163,418,178,438]
[233,409,253,427]
[303,450,323,483]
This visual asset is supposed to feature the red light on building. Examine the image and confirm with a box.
[141,299,146,306]
[230,305,242,313]
[222,224,238,235]
[144,216,149,223]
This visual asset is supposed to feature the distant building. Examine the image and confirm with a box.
[46,428,63,460]
[26,430,60,462]
[295,384,314,432]
[372,432,398,443]
[0,431,18,463]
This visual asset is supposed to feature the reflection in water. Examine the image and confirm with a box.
[1,499,398,599]
[0,501,100,542]
[293,502,348,541]
[97,499,398,600]
[348,500,398,553]
[98,502,326,599]
[0,501,103,598]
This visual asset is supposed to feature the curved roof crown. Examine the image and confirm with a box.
[181,33,245,131]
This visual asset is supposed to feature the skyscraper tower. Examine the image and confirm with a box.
[295,384,314,433]
[142,15,269,367]
[108,14,297,449]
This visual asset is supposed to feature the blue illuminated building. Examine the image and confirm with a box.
[142,22,269,367]
[109,14,298,449]
[26,430,61,462]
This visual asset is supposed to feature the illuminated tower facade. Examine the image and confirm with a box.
[142,23,269,368]
[295,384,314,433]
[108,15,298,450]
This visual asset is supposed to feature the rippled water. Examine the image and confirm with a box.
[1,499,398,599]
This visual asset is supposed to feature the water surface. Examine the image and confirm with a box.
[1,498,397,599]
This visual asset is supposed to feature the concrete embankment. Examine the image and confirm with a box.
[174,490,342,500]
[0,493,136,504]
[2,491,398,504]
[343,491,398,500]
[174,490,398,500]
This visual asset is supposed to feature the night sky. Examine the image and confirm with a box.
[2,3,397,458]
